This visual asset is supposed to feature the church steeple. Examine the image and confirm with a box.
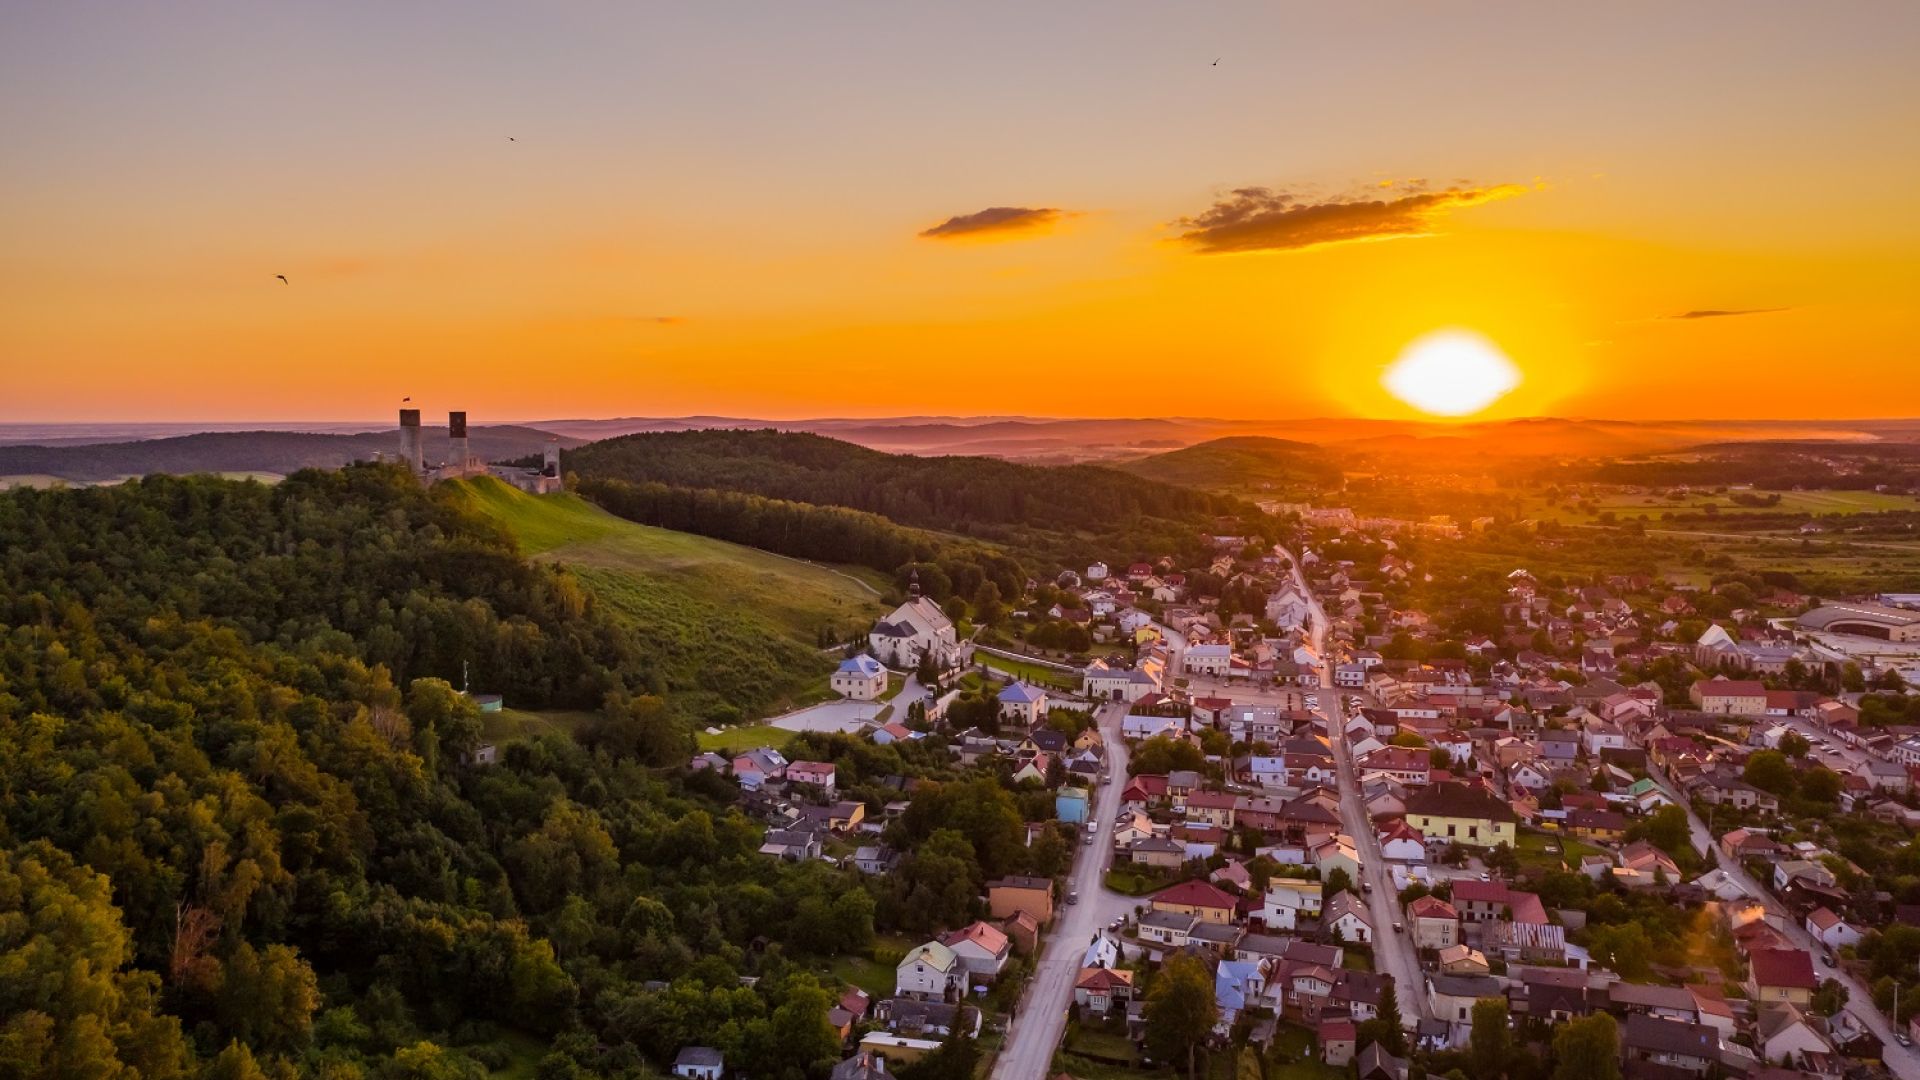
[908,569,921,601]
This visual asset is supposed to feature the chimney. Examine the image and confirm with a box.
[448,411,469,472]
[398,408,423,473]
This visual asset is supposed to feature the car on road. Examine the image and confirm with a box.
[1392,921,1404,933]
[1898,1032,1913,1048]
[1823,952,1835,967]
[1083,833,1095,846]
[1362,880,1373,894]
[1067,890,1079,905]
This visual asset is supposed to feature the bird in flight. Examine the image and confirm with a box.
[508,137,516,142]
[1212,58,1220,66]
[275,274,288,284]
[402,396,412,402]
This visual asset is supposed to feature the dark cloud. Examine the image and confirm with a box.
[919,206,1071,241]
[1666,308,1788,320]
[1172,182,1527,254]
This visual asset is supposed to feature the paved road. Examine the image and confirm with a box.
[992,700,1136,1078]
[1645,766,1919,1078]
[1280,546,1429,1030]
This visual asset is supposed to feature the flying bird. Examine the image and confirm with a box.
[508,137,515,142]
[275,274,288,284]
[1212,58,1220,66]
[401,396,411,402]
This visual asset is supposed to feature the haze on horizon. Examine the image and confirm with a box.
[3,2,1917,424]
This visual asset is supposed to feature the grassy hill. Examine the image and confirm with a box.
[446,477,889,721]
[0,425,580,483]
[1116,436,1345,496]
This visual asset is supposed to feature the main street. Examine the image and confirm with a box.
[1280,546,1429,1030]
[992,699,1135,1079]
[1644,766,1920,1079]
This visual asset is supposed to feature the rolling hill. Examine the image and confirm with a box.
[0,425,580,483]
[444,477,889,719]
[1115,436,1346,495]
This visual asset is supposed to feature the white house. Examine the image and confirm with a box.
[1185,644,1233,677]
[1086,661,1160,703]
[1805,907,1862,950]
[1266,588,1312,629]
[997,682,1048,725]
[1261,880,1324,930]
[1378,820,1428,863]
[869,583,958,668]
[1086,562,1109,581]
[1123,711,1186,741]
[1324,890,1374,944]
[1242,755,1287,787]
[896,941,964,1001]
[672,1047,725,1080]
[832,654,889,700]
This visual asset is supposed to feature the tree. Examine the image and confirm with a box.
[1800,767,1842,804]
[1587,923,1653,981]
[1237,1045,1263,1080]
[1471,998,1513,1079]
[1812,978,1850,1017]
[1632,804,1692,856]
[1145,953,1218,1079]
[1780,731,1810,759]
[899,1033,982,1080]
[1743,750,1795,797]
[971,581,1004,627]
[1357,976,1407,1055]
[1552,1013,1620,1080]
[1325,867,1353,896]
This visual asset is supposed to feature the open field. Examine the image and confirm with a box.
[450,477,890,719]
[1519,488,1920,523]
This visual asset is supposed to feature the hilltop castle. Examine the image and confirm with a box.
[394,408,563,494]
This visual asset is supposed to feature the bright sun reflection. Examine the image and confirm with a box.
[1382,329,1522,417]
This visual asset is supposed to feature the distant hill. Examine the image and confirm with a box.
[562,427,1268,568]
[0,426,580,482]
[1116,436,1345,494]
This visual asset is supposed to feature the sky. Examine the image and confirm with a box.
[2,2,1918,423]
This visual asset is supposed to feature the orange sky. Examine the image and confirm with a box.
[2,3,1917,422]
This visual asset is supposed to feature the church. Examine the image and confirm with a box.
[868,575,959,669]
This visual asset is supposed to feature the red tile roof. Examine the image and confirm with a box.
[1749,948,1817,990]
[1152,879,1239,911]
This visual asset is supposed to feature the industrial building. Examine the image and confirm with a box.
[1795,602,1920,642]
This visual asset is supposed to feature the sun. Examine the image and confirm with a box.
[1382,329,1522,417]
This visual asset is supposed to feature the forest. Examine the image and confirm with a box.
[0,466,1038,1079]
[562,428,1268,569]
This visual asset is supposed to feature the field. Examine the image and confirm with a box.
[449,477,891,720]
[1518,487,1920,523]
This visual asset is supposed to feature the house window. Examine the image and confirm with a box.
[1468,826,1478,840]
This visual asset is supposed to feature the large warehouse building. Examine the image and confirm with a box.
[1796,602,1920,642]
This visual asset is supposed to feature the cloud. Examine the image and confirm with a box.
[1172,181,1528,254]
[1665,308,1788,320]
[919,206,1073,241]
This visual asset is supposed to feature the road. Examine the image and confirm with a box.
[992,700,1136,1078]
[1280,546,1429,1030]
[1645,766,1920,1078]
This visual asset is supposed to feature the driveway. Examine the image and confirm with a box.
[992,700,1135,1078]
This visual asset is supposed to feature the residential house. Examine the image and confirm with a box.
[787,760,838,796]
[1324,890,1375,944]
[1623,1013,1719,1075]
[1428,973,1506,1025]
[1152,880,1239,925]
[1074,967,1134,1015]
[987,877,1054,925]
[1408,895,1459,950]
[1138,909,1200,947]
[852,845,901,876]
[895,942,963,1001]
[832,654,889,700]
[1405,781,1518,848]
[672,1048,725,1080]
[1319,1019,1357,1067]
[732,747,789,790]
[938,922,1010,981]
[1756,1004,1833,1069]
[996,682,1048,725]
[869,588,958,668]
[1805,907,1861,950]
[1262,880,1325,930]
[1747,949,1818,1006]
[1691,678,1768,716]
[1128,836,1187,869]
[1215,960,1269,1031]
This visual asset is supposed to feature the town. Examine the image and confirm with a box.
[694,510,1920,1080]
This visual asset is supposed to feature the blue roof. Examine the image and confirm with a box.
[997,682,1044,704]
[839,655,885,677]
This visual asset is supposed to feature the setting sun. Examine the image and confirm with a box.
[1382,329,1523,417]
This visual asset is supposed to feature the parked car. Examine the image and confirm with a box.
[1362,881,1373,894]
[1067,890,1079,905]
[1392,921,1404,933]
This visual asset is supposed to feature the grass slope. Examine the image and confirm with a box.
[448,477,888,720]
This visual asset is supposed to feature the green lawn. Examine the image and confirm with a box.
[1519,488,1920,522]
[977,652,1079,691]
[696,723,803,755]
[479,708,598,745]
[1515,828,1606,870]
